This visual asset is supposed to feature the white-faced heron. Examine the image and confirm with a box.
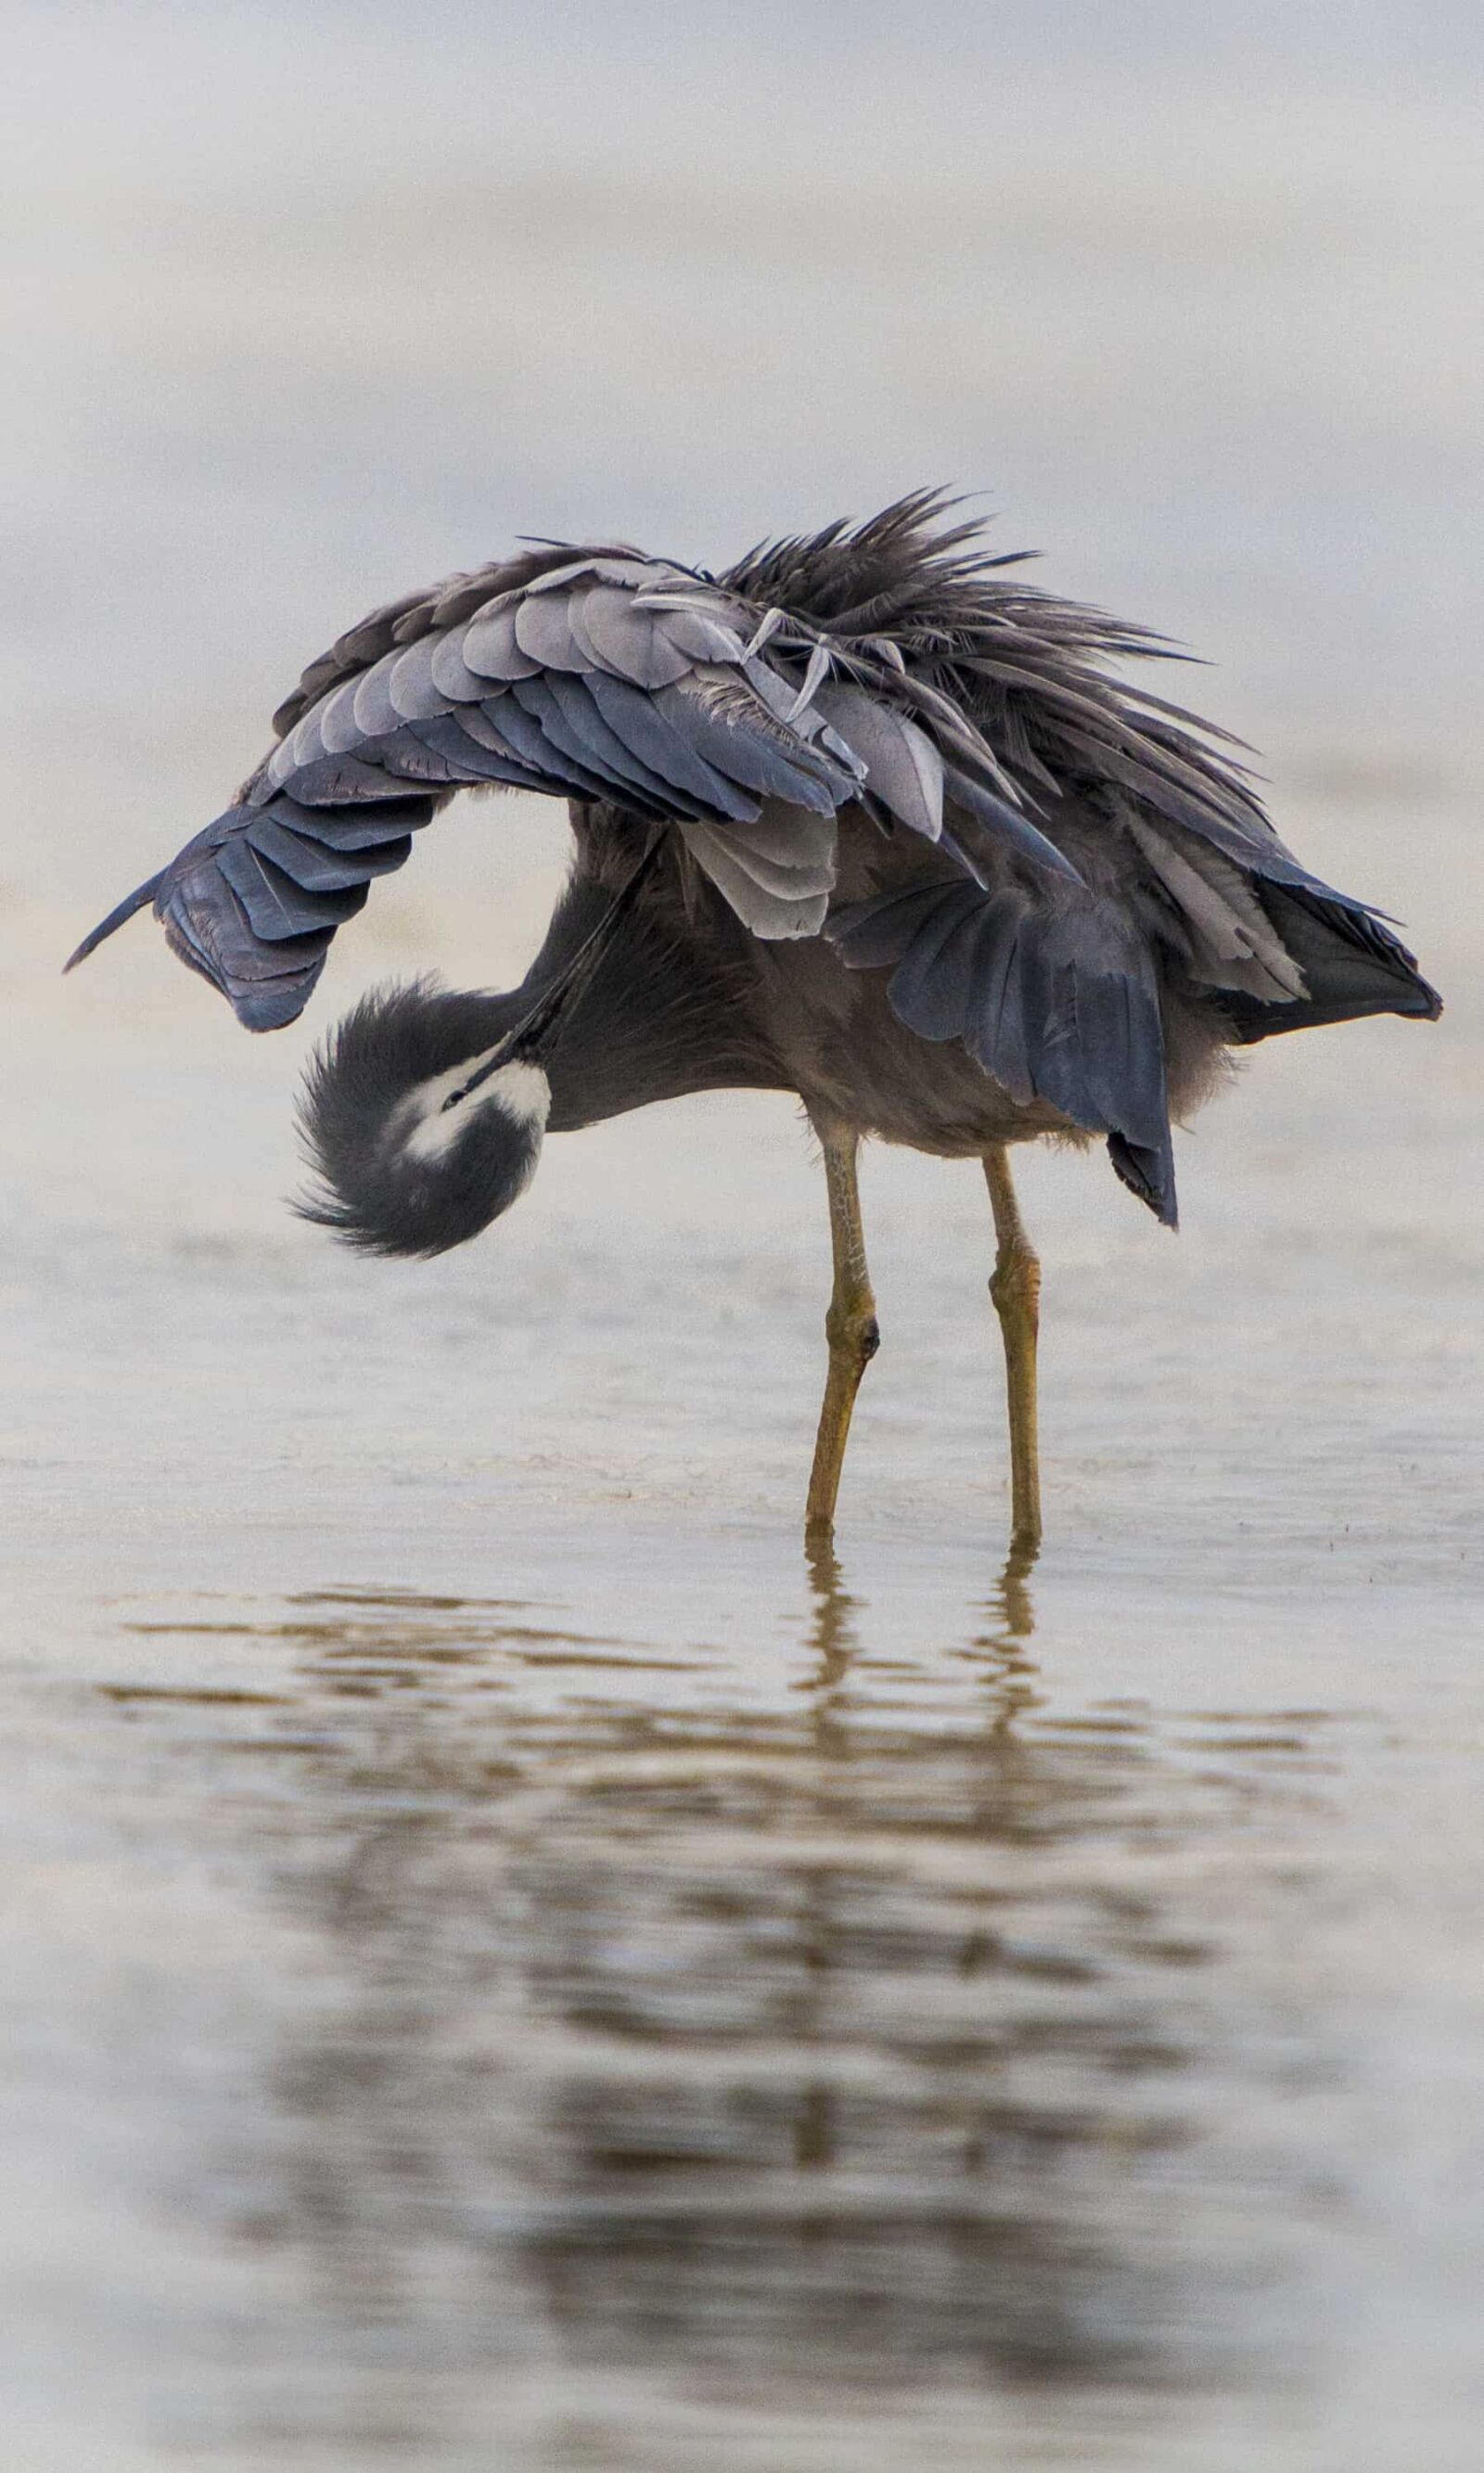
[69,494,1439,1548]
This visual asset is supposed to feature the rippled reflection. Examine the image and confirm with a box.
[109,1558,1337,2441]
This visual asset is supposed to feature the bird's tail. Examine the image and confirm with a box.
[1212,881,1441,1043]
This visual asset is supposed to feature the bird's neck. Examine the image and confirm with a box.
[508,875,787,1134]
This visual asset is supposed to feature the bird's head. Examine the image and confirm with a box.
[295,980,549,1258]
[296,839,661,1258]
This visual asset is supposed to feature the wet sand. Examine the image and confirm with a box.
[4,8,1482,2466]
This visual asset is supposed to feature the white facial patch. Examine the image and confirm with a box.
[401,1053,552,1165]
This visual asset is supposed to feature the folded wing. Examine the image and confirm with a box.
[826,877,1179,1224]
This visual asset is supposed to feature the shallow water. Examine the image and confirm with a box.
[6,1008,1481,2469]
[4,6,1483,2467]
[6,1496,1484,2470]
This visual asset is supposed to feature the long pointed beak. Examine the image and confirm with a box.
[455,833,663,1103]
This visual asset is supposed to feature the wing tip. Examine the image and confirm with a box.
[232,979,321,1031]
[1107,1131,1179,1228]
[62,873,165,976]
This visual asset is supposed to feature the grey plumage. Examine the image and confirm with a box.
[811,681,945,839]
[69,492,1439,1227]
[825,876,1173,1219]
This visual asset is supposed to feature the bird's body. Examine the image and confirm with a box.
[456,804,1215,1166]
[70,495,1439,1543]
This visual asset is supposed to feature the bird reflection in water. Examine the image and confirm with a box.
[125,1535,1324,2441]
[785,1538,1037,2190]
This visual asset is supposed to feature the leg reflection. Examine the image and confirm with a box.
[803,1532,862,1731]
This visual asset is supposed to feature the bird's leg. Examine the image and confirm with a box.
[983,1144,1043,1554]
[804,1119,879,1539]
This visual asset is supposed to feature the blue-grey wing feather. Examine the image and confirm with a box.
[505,673,672,809]
[70,497,1437,1052]
[827,877,1178,1224]
[540,671,695,813]
[241,813,413,891]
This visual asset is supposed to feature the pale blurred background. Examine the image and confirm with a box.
[3,7,1482,2470]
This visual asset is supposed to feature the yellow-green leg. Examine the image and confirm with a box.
[804,1120,879,1539]
[983,1144,1043,1554]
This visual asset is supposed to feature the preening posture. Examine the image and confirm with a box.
[70,495,1439,1546]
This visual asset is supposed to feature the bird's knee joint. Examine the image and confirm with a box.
[991,1246,1040,1319]
[826,1304,879,1365]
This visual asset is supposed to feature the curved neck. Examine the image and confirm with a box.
[505,873,788,1134]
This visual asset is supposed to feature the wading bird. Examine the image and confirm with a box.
[69,495,1439,1547]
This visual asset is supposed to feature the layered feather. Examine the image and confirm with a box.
[826,877,1179,1223]
[70,495,1437,1199]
